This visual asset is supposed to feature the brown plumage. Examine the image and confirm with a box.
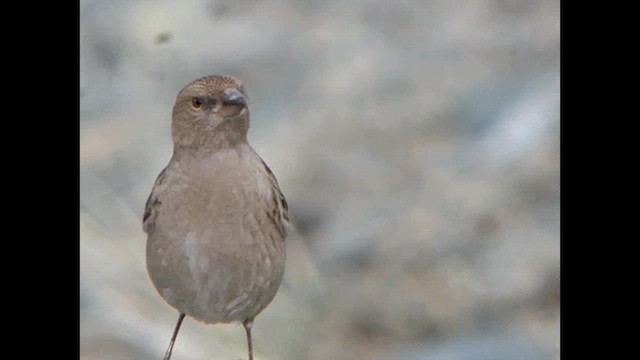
[143,75,289,360]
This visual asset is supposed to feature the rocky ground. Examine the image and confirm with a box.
[80,1,559,359]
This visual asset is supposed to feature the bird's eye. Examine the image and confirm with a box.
[191,97,203,109]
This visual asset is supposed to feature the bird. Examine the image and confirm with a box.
[143,75,290,360]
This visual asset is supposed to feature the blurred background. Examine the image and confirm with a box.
[80,0,559,359]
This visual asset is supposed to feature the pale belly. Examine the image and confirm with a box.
[147,230,286,323]
[146,201,286,323]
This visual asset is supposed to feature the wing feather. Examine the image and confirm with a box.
[142,167,168,233]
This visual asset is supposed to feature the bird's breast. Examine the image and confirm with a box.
[147,148,286,323]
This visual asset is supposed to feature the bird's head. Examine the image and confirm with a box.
[171,75,250,149]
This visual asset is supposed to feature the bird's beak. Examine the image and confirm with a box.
[223,88,248,108]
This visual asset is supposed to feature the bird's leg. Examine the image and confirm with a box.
[243,318,254,360]
[163,313,186,360]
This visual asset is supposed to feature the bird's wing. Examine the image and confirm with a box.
[143,166,168,233]
[259,157,291,237]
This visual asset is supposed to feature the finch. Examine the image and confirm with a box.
[143,75,289,360]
